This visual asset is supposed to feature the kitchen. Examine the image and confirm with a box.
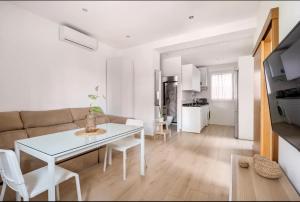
[157,55,213,135]
[181,64,210,133]
[155,38,249,137]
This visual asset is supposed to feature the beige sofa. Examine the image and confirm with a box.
[0,107,127,174]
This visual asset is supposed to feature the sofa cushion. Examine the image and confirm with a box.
[20,109,73,128]
[75,115,110,128]
[96,115,110,125]
[0,130,28,149]
[70,107,90,121]
[74,120,86,129]
[106,114,128,124]
[0,112,23,132]
[26,123,78,138]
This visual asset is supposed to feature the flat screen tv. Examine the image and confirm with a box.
[264,22,300,151]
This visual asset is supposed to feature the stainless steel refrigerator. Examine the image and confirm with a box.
[162,76,178,123]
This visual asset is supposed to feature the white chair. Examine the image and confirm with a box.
[154,116,173,143]
[0,149,82,201]
[103,119,143,181]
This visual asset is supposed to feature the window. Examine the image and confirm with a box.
[211,72,233,100]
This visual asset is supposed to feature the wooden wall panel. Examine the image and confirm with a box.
[253,44,262,154]
[252,7,279,161]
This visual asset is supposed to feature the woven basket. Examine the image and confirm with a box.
[74,128,106,137]
[253,154,282,179]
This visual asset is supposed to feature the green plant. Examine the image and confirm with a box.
[88,85,105,114]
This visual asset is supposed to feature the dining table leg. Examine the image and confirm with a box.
[140,129,145,176]
[48,158,56,201]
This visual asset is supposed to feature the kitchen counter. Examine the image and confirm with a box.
[182,103,209,107]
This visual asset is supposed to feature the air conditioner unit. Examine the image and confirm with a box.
[59,25,98,51]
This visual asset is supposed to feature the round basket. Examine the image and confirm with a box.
[74,128,106,137]
[239,158,249,168]
[253,154,282,179]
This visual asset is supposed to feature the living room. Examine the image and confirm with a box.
[1,1,300,201]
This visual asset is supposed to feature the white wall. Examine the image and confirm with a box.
[279,137,300,193]
[161,56,182,79]
[238,56,254,140]
[0,2,116,112]
[106,57,134,118]
[117,46,160,134]
[255,1,300,193]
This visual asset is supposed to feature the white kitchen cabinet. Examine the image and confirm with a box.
[201,105,210,128]
[182,105,210,133]
[182,64,201,92]
[182,107,201,133]
[199,67,208,87]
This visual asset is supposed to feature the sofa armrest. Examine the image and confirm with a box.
[106,115,128,124]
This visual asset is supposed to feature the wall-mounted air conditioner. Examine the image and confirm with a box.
[59,25,98,51]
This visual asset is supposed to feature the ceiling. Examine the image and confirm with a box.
[12,1,259,49]
[162,36,254,66]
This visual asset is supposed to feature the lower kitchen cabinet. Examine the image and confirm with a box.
[182,105,210,133]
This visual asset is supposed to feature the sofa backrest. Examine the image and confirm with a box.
[0,112,23,132]
[0,112,27,149]
[20,108,73,128]
[20,109,78,138]
[70,107,110,128]
[70,107,90,121]
[0,107,128,146]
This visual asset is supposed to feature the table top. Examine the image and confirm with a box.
[231,154,300,201]
[16,123,143,156]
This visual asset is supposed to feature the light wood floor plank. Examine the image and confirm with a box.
[2,125,253,201]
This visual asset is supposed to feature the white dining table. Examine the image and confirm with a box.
[14,123,145,201]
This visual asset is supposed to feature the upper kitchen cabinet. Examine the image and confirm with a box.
[199,67,208,87]
[182,64,201,92]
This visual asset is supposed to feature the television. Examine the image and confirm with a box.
[264,21,300,151]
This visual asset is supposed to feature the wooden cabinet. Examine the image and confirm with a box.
[230,154,300,201]
[182,64,201,92]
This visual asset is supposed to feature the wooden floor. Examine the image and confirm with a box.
[2,125,253,201]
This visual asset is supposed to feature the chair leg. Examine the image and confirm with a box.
[103,145,108,172]
[56,185,60,201]
[23,196,29,201]
[16,193,21,201]
[0,182,7,201]
[74,175,82,201]
[108,148,112,166]
[123,150,127,181]
[108,147,112,166]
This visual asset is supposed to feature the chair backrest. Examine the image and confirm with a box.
[166,116,173,126]
[126,119,144,127]
[0,149,27,197]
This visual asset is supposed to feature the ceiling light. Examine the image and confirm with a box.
[126,35,131,38]
[188,16,194,20]
[82,8,88,12]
